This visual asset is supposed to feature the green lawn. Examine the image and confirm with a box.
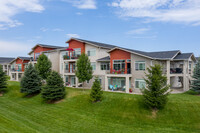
[0,81,200,133]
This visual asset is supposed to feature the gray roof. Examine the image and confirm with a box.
[73,38,116,49]
[0,57,15,64]
[68,38,193,60]
[174,53,193,60]
[97,56,110,61]
[37,44,64,49]
[18,57,31,60]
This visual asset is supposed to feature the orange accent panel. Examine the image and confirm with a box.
[68,40,85,54]
[33,46,54,60]
[110,49,131,74]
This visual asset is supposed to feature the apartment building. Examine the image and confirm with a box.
[9,57,31,81]
[0,57,15,75]
[9,44,64,81]
[60,38,196,93]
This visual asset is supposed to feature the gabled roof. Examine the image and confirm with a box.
[173,53,194,60]
[66,38,194,61]
[10,57,31,64]
[28,44,65,55]
[0,57,15,64]
[97,56,110,62]
[66,38,116,49]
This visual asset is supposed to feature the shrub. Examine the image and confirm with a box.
[0,65,8,93]
[20,64,42,95]
[90,77,103,102]
[41,71,66,102]
[142,64,170,110]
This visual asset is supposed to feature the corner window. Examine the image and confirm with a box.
[91,62,96,70]
[101,62,110,70]
[135,61,145,71]
[135,79,146,89]
[35,53,40,59]
[87,49,96,56]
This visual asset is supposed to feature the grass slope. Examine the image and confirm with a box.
[0,81,200,133]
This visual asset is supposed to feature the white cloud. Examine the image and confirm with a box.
[52,28,64,32]
[110,0,200,25]
[40,27,48,32]
[67,34,80,38]
[0,40,32,57]
[62,0,96,9]
[0,0,44,30]
[76,12,83,15]
[127,28,150,35]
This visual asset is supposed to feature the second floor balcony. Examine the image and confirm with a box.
[63,55,80,60]
[10,68,23,72]
[107,69,131,75]
[170,68,183,74]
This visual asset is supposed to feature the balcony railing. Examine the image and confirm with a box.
[64,69,75,73]
[107,69,131,74]
[63,55,80,60]
[10,69,22,72]
[170,68,183,74]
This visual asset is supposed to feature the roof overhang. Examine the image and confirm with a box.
[66,38,112,50]
[108,47,154,59]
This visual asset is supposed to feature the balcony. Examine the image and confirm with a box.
[170,68,183,74]
[63,55,80,60]
[10,69,23,72]
[64,69,75,74]
[107,69,131,75]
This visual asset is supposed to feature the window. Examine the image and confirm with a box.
[25,64,28,69]
[65,63,69,71]
[101,62,110,70]
[113,60,125,71]
[135,79,146,89]
[66,76,69,82]
[87,80,90,83]
[87,49,96,56]
[18,64,22,71]
[127,59,131,63]
[98,78,102,84]
[35,53,40,59]
[135,61,145,71]
[91,62,96,70]
[73,48,81,57]
[73,63,76,71]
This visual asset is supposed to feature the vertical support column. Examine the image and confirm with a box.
[75,77,78,88]
[183,61,188,91]
[126,76,129,93]
[62,62,65,84]
[16,73,19,81]
[105,75,108,91]
[166,60,170,85]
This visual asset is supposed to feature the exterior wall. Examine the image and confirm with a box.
[68,40,85,53]
[110,49,131,74]
[130,54,152,93]
[34,46,54,60]
[85,43,110,75]
[48,51,60,72]
[16,58,29,72]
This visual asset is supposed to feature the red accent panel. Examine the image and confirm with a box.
[33,46,54,60]
[16,58,29,72]
[68,40,85,54]
[110,49,131,74]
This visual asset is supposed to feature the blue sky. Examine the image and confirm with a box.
[0,0,200,57]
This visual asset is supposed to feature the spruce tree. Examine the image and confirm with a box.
[20,63,42,95]
[35,53,52,80]
[0,65,7,93]
[41,71,66,102]
[142,64,170,110]
[191,58,200,93]
[75,53,93,83]
[90,77,103,102]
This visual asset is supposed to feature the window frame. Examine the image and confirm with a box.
[87,49,96,56]
[113,60,125,71]
[135,61,146,71]
[91,62,96,70]
[100,62,110,70]
[135,79,146,89]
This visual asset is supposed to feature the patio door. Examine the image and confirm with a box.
[71,76,76,86]
[70,64,73,73]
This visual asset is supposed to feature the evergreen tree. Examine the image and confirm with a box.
[75,53,93,83]
[191,58,200,93]
[0,65,8,92]
[41,71,66,102]
[90,77,103,102]
[142,64,170,110]
[20,63,42,95]
[35,53,52,80]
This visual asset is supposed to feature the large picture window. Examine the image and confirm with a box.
[135,61,145,71]
[135,79,146,89]
[101,62,110,70]
[35,53,40,59]
[73,48,81,57]
[113,60,125,71]
[87,49,96,56]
